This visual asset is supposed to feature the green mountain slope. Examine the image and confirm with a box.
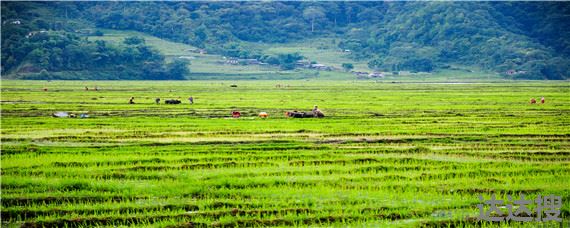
[1,2,188,80]
[2,1,569,80]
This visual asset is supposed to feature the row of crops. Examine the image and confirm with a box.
[1,80,569,227]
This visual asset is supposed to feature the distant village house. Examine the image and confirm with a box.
[25,30,48,38]
[310,63,333,71]
[368,72,384,78]
[187,48,207,54]
[505,69,527,75]
[352,71,369,77]
[178,56,195,60]
[3,19,22,25]
[225,58,239,65]
[295,60,311,68]
[242,59,262,65]
[75,29,93,35]
[225,58,264,65]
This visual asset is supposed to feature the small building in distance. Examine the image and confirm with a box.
[310,63,332,71]
[3,19,22,25]
[75,29,93,35]
[25,30,48,38]
[352,71,370,78]
[224,58,264,65]
[188,48,207,54]
[241,59,262,65]
[368,72,385,78]
[505,69,527,76]
[226,58,239,65]
[296,60,311,68]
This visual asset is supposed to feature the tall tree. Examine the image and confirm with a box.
[303,6,325,33]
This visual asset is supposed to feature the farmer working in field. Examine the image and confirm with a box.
[188,96,194,104]
[541,97,545,104]
[129,97,135,104]
[312,105,325,118]
[312,105,320,115]
[155,98,161,104]
[530,98,537,104]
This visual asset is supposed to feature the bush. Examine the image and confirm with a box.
[123,36,145,45]
[342,63,354,72]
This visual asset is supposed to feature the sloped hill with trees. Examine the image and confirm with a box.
[1,2,188,80]
[2,1,568,80]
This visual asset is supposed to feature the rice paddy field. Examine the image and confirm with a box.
[1,80,569,227]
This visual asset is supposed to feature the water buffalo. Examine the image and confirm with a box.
[285,111,324,118]
[314,110,325,118]
[165,99,181,104]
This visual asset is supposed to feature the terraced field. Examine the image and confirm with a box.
[1,80,569,227]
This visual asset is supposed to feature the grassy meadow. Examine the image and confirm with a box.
[1,80,569,227]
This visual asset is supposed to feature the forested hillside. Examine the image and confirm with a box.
[1,2,188,80]
[2,1,569,80]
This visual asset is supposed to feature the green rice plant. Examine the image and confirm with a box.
[1,80,568,226]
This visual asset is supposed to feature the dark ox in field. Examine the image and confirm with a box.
[285,111,325,118]
[165,100,181,104]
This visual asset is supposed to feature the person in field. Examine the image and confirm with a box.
[530,98,536,104]
[312,105,319,114]
[188,96,194,104]
[85,86,89,91]
[129,97,135,104]
[155,98,160,104]
[541,97,545,104]
[312,105,325,117]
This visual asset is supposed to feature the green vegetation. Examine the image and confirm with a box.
[2,2,568,226]
[2,2,569,80]
[344,2,570,79]
[0,10,188,80]
[90,30,351,80]
[1,80,569,227]
[342,63,354,72]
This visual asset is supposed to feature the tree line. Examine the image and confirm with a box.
[2,1,568,79]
